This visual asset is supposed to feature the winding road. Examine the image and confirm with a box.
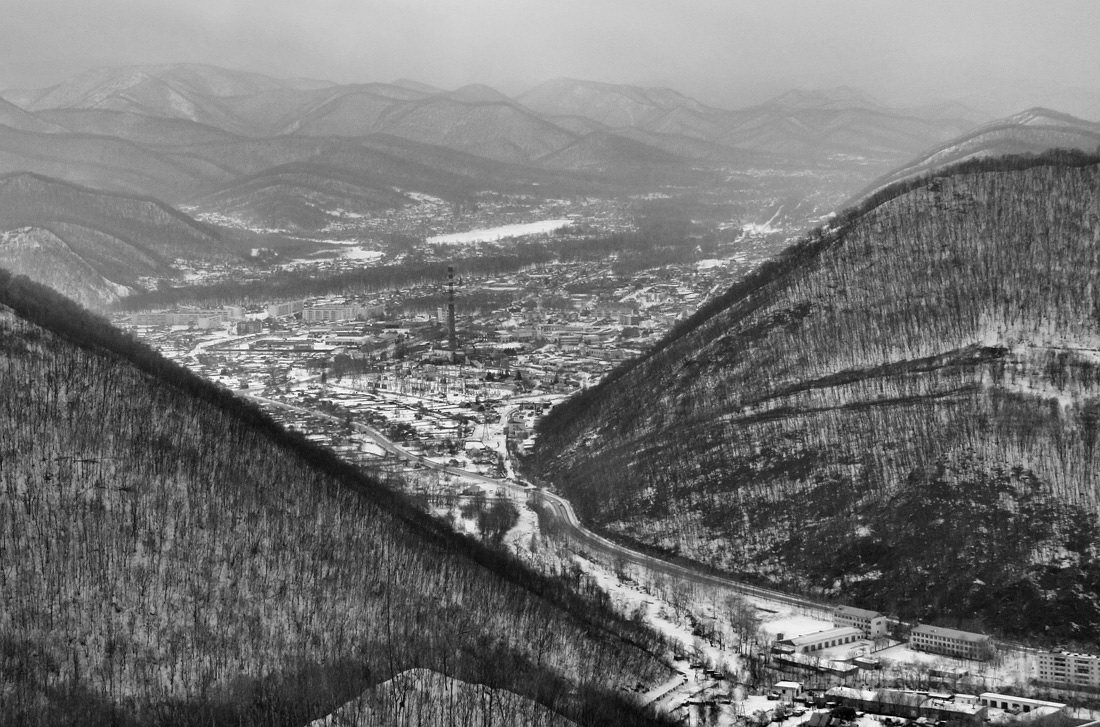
[245,390,826,613]
[246,389,1062,697]
[526,488,822,610]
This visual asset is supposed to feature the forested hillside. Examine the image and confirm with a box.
[528,152,1100,644]
[0,272,671,726]
[0,173,227,307]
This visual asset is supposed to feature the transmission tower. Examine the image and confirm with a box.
[447,265,457,362]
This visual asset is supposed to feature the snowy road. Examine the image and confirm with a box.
[246,391,825,610]
[527,489,822,611]
[242,391,1055,698]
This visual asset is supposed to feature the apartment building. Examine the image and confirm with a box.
[833,605,888,638]
[1036,650,1100,688]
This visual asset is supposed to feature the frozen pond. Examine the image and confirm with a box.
[428,219,573,244]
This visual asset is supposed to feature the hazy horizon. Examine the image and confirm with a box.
[2,0,1100,118]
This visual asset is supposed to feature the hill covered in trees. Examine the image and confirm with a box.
[527,151,1100,644]
[0,173,227,308]
[0,271,672,726]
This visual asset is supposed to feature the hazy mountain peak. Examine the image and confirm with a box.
[3,63,328,113]
[1003,106,1099,128]
[392,78,443,94]
[442,83,514,104]
[854,105,1100,203]
[0,97,65,133]
[523,77,707,110]
[760,86,885,110]
[518,77,714,134]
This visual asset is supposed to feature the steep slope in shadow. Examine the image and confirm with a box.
[0,274,672,726]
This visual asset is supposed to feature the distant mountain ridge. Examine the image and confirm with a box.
[3,63,333,116]
[2,64,992,180]
[0,96,66,133]
[7,63,1086,314]
[520,78,984,164]
[854,106,1100,202]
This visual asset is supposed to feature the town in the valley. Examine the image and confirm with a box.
[115,220,1100,727]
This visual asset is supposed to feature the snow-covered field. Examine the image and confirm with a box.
[333,247,384,262]
[279,246,384,268]
[759,614,834,639]
[427,219,573,244]
[696,258,729,270]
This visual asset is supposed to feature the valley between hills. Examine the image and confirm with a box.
[3,61,1100,727]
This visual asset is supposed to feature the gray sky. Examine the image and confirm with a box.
[2,0,1099,115]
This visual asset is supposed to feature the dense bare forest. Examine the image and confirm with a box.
[528,152,1100,644]
[0,272,672,726]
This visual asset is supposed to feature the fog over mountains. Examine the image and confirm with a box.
[1,62,1099,312]
[0,63,984,183]
[0,62,1022,308]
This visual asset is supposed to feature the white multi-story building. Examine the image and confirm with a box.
[303,305,359,323]
[266,300,304,318]
[909,624,992,660]
[833,605,888,638]
[1037,650,1100,688]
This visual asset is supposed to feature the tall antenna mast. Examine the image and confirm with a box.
[447,265,457,361]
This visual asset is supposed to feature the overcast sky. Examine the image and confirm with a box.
[2,0,1098,115]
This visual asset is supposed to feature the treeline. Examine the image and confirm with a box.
[526,153,1100,643]
[556,208,718,274]
[0,271,674,726]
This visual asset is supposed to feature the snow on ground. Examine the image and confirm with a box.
[188,210,288,234]
[278,246,384,268]
[672,686,819,727]
[306,237,369,246]
[402,190,447,204]
[872,643,951,666]
[571,555,741,675]
[333,247,384,262]
[759,614,834,639]
[741,221,781,235]
[323,208,364,220]
[503,502,540,553]
[740,205,785,236]
[696,258,729,270]
[427,219,573,245]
